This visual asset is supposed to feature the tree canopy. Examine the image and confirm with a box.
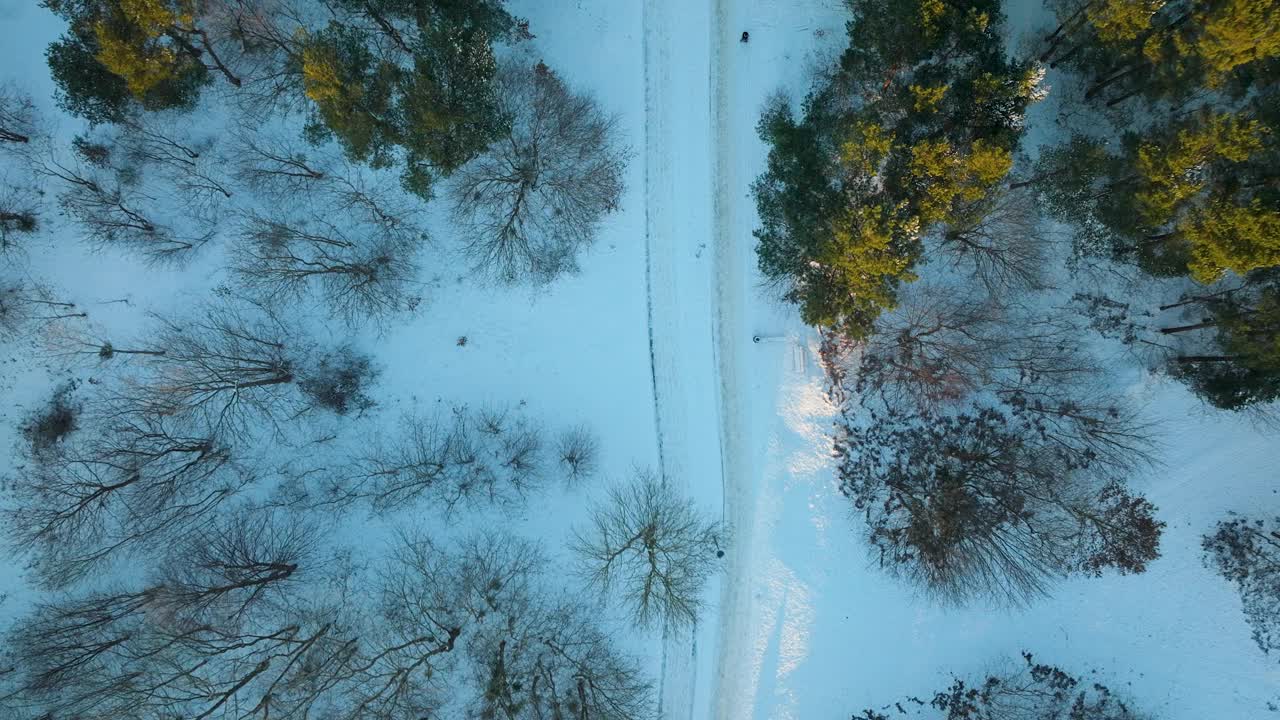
[753,0,1042,337]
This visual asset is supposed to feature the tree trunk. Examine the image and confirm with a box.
[1048,39,1088,68]
[0,128,29,143]
[1175,355,1237,363]
[1160,320,1217,335]
[1159,289,1240,311]
[1040,1,1096,62]
[233,373,294,389]
[1106,86,1143,107]
[1086,63,1144,100]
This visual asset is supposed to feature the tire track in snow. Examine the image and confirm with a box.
[709,0,758,716]
[641,0,668,487]
[643,0,700,717]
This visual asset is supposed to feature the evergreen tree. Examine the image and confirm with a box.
[297,0,522,198]
[753,0,1042,337]
[1169,280,1280,409]
[42,0,222,122]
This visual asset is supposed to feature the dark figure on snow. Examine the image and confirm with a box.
[741,31,749,43]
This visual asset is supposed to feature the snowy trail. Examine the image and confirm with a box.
[642,0,719,718]
[708,0,757,716]
[707,3,850,718]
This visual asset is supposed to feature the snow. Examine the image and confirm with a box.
[1,0,1279,718]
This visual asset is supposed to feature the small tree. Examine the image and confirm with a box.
[838,406,1162,605]
[231,214,422,329]
[0,180,42,254]
[42,154,209,264]
[556,424,600,486]
[314,404,551,513]
[20,382,80,456]
[297,345,379,416]
[1204,514,1280,657]
[0,278,86,341]
[852,653,1155,720]
[572,470,720,628]
[451,61,626,285]
[0,82,36,145]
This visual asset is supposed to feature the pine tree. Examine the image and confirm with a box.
[295,0,521,198]
[753,0,1042,337]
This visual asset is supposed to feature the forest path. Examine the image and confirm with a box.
[643,0,720,717]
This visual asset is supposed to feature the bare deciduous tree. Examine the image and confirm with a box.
[6,410,247,588]
[0,179,41,254]
[379,531,657,720]
[0,278,85,341]
[352,531,541,718]
[123,302,298,432]
[1,522,656,720]
[231,215,422,329]
[452,61,627,285]
[212,0,313,118]
[837,406,1162,605]
[41,154,209,264]
[468,595,657,720]
[556,424,600,486]
[1,508,341,720]
[1204,514,1280,658]
[937,184,1052,294]
[858,285,1107,422]
[0,82,36,146]
[572,470,720,628]
[153,506,315,624]
[232,128,330,201]
[113,117,235,210]
[298,405,551,514]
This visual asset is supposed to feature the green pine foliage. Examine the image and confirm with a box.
[753,0,1042,338]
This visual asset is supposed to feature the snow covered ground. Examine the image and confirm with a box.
[2,0,1279,718]
[701,2,1280,719]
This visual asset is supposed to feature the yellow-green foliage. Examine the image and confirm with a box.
[1088,0,1164,43]
[94,22,178,96]
[908,138,1012,224]
[909,84,948,113]
[805,205,919,336]
[1185,201,1280,283]
[840,121,894,175]
[301,41,350,105]
[91,0,194,98]
[966,8,990,34]
[1179,0,1280,81]
[920,0,947,37]
[118,0,190,33]
[1135,113,1263,226]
